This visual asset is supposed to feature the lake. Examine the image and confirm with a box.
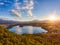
[9,26,48,34]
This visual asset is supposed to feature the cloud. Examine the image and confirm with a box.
[21,0,34,17]
[24,0,28,2]
[23,0,34,16]
[10,0,22,18]
[27,0,34,16]
[15,1,21,10]
[10,0,34,18]
[15,0,18,2]
[27,10,32,16]
[0,2,4,5]
[29,0,34,6]
[15,3,20,10]
[35,1,39,5]
[23,0,34,9]
[11,10,22,18]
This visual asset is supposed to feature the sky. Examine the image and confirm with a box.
[0,0,60,21]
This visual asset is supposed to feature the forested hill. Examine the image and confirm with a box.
[0,26,60,45]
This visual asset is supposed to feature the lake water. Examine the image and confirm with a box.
[9,26,48,34]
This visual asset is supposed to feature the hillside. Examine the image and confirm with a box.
[0,26,60,45]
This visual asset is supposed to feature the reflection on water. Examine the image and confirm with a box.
[15,26,22,34]
[27,26,33,34]
[9,26,48,34]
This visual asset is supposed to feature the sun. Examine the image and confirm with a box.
[48,15,57,21]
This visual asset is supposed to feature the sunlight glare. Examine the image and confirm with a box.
[48,15,57,21]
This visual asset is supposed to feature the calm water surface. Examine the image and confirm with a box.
[9,26,48,34]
